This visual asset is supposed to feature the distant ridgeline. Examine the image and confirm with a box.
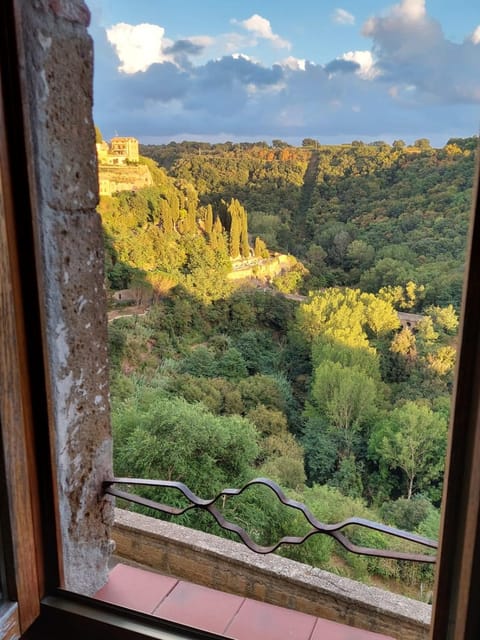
[140,136,478,309]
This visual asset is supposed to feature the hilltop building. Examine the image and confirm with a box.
[96,136,151,196]
[96,136,139,165]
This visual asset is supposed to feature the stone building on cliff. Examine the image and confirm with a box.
[96,136,139,165]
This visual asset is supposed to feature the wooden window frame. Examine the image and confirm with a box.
[1,0,480,638]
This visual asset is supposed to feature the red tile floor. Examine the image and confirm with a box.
[95,564,395,640]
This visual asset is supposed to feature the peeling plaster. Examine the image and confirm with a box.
[39,69,49,100]
[76,295,88,313]
[38,31,52,50]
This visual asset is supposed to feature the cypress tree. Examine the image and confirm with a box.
[186,199,196,233]
[228,199,241,258]
[205,204,213,235]
[159,198,174,234]
[240,206,250,258]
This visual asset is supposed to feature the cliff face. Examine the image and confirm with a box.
[99,164,152,195]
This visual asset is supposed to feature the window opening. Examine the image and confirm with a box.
[2,0,479,638]
[87,6,478,625]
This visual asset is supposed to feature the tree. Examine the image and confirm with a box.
[296,287,397,348]
[309,361,378,457]
[204,204,213,235]
[426,345,456,376]
[370,402,447,500]
[180,346,217,377]
[296,288,370,348]
[254,236,269,258]
[361,293,400,335]
[311,335,381,380]
[303,416,339,484]
[414,138,432,151]
[380,497,435,532]
[392,328,417,356]
[217,347,248,380]
[346,239,375,270]
[272,139,289,148]
[113,392,259,497]
[426,305,459,334]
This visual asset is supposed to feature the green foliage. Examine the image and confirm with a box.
[98,159,264,303]
[233,330,280,374]
[254,236,269,258]
[143,139,474,309]
[312,336,381,380]
[369,402,447,500]
[238,374,286,413]
[380,497,435,532]
[273,263,307,294]
[303,417,339,484]
[297,288,399,348]
[103,138,473,598]
[308,360,378,456]
[113,391,259,496]
[246,404,288,436]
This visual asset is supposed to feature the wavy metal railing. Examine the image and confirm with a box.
[103,476,437,563]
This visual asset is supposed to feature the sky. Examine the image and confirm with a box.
[88,0,480,146]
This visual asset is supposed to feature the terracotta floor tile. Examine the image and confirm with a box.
[94,563,178,614]
[95,564,395,640]
[153,580,244,635]
[226,598,317,640]
[310,617,394,640]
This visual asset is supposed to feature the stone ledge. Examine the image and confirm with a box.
[113,508,431,640]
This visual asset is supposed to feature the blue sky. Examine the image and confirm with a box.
[88,0,480,146]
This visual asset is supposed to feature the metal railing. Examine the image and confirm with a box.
[103,476,437,563]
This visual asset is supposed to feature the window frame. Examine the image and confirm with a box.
[1,0,480,638]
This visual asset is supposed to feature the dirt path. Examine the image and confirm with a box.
[107,305,149,323]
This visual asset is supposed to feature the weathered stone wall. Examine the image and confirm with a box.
[113,509,431,640]
[227,254,297,281]
[17,0,113,594]
[98,164,153,195]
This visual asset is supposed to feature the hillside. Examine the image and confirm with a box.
[98,156,302,302]
[142,137,477,309]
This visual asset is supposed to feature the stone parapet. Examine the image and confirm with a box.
[113,508,431,640]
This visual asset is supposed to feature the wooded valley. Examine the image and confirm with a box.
[99,136,477,598]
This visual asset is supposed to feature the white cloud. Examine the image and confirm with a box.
[471,26,480,45]
[361,0,480,104]
[340,51,379,80]
[237,14,291,49]
[332,8,355,26]
[106,23,173,73]
[364,0,426,37]
[231,53,253,62]
[188,35,214,48]
[281,56,306,71]
[392,0,426,21]
[93,4,480,144]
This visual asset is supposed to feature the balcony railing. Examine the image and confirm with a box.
[103,476,437,563]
